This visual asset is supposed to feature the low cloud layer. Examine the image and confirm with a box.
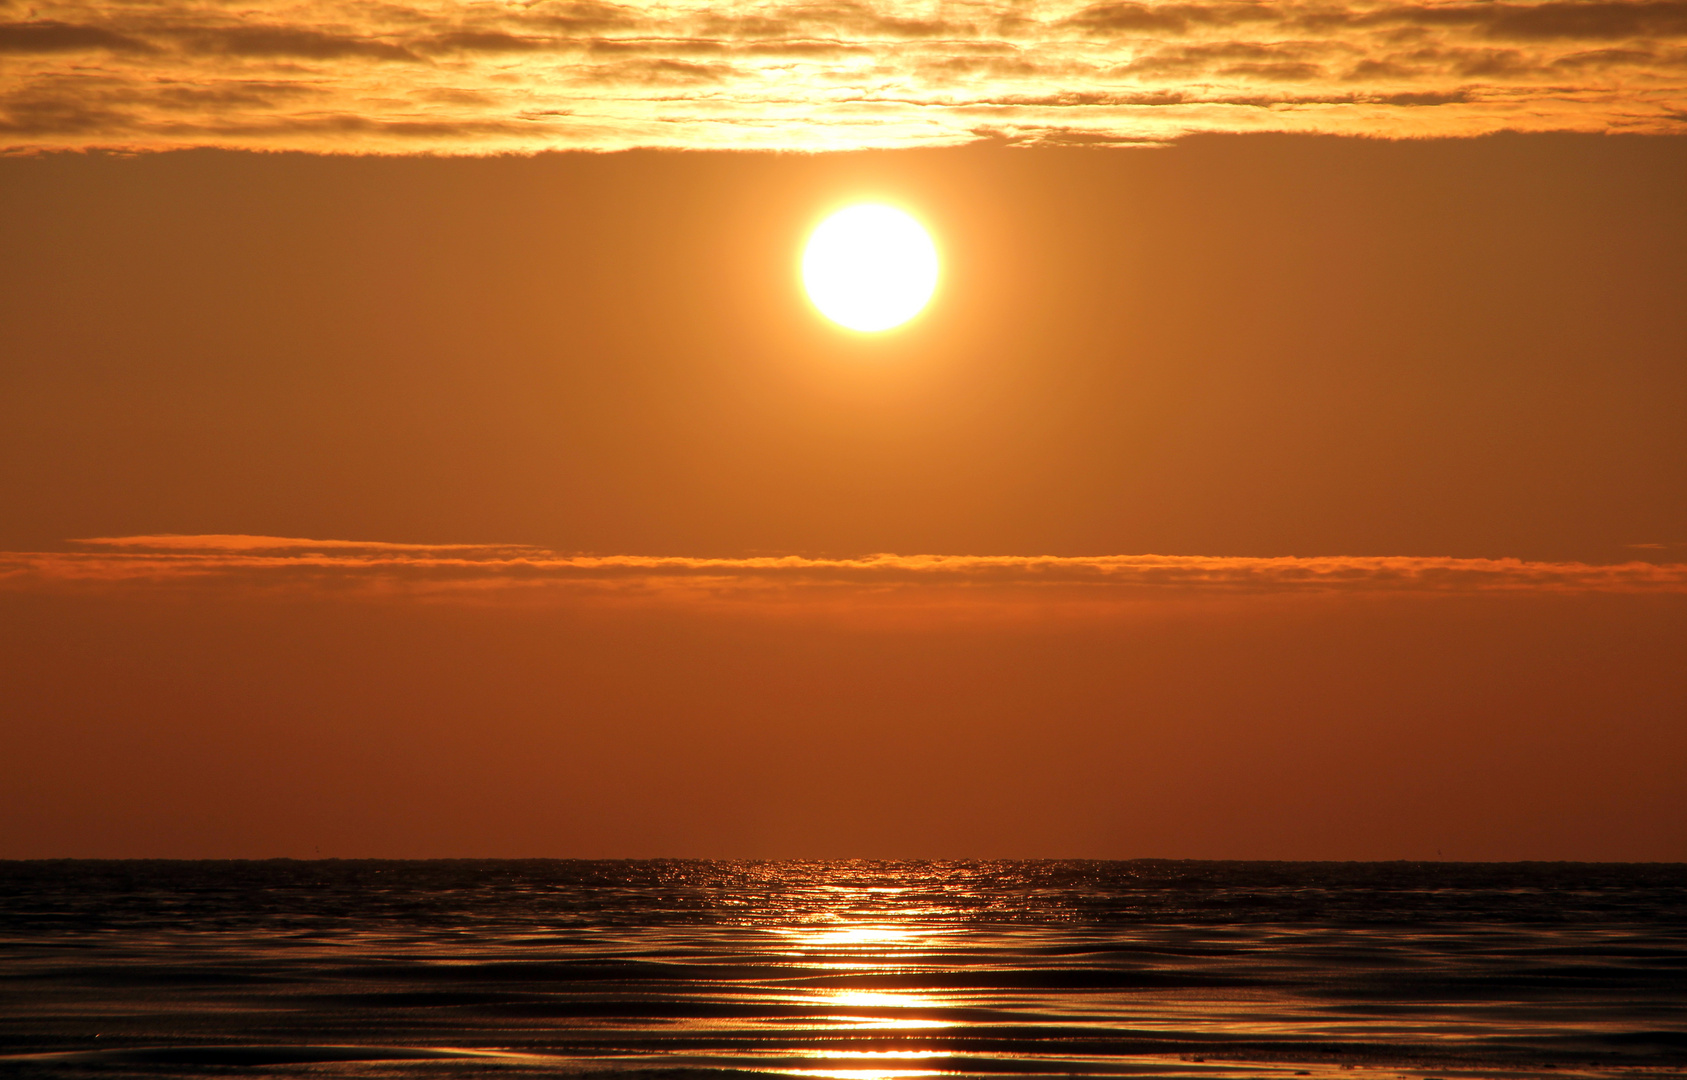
[3,0,1685,151]
[3,536,1683,609]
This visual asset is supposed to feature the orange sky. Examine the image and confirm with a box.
[1,114,1685,856]
[4,0,1687,150]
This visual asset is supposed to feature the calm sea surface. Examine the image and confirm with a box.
[1,861,1683,1079]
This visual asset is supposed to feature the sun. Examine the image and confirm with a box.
[802,204,939,333]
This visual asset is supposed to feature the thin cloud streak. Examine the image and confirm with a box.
[3,0,1685,152]
[2,537,1683,607]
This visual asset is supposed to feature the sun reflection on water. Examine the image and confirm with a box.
[774,1048,952,1080]
[815,989,958,1030]
[780,924,925,949]
[758,897,962,1071]
[11,862,1672,1080]
[776,1071,945,1080]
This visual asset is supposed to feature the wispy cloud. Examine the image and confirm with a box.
[3,536,1683,610]
[3,0,1685,152]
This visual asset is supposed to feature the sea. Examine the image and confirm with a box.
[0,861,1683,1079]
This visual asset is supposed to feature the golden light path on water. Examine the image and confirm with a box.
[729,888,1359,1080]
[6,862,1674,1080]
[742,913,1302,1080]
[763,908,961,1079]
[640,874,1619,1080]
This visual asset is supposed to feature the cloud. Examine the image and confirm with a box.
[2,0,1684,152]
[170,26,421,62]
[3,536,1684,614]
[0,19,152,53]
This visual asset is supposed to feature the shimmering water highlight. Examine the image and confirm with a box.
[1,861,1683,1079]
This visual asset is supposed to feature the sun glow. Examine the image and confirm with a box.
[802,205,939,332]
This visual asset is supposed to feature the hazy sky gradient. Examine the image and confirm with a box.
[5,571,1683,858]
[2,55,1684,857]
[5,139,1683,561]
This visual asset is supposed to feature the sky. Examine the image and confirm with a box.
[5,0,1687,150]
[2,6,1686,859]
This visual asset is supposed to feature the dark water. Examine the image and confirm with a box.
[2,861,1684,1079]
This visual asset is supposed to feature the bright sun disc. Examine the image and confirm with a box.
[803,205,938,332]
